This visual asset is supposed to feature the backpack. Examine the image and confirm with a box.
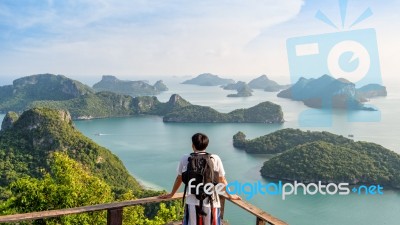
[182,152,219,216]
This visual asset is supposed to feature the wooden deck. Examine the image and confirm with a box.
[167,220,230,225]
[0,193,288,225]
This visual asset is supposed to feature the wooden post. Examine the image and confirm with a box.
[219,195,226,220]
[107,208,123,225]
[256,217,266,225]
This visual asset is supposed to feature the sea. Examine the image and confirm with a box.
[1,77,399,225]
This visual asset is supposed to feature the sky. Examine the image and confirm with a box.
[0,0,399,85]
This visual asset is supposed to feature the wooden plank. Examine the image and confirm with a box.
[0,193,288,225]
[256,217,266,225]
[0,193,183,223]
[224,197,288,225]
[107,208,123,225]
[168,219,229,225]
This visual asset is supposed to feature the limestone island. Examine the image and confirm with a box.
[93,75,168,96]
[226,82,253,98]
[248,75,288,92]
[233,128,400,188]
[182,73,235,86]
[163,101,284,123]
[277,75,387,110]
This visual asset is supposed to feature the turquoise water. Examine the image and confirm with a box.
[1,79,399,224]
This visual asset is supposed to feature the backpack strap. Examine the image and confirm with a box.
[182,183,187,207]
[181,155,193,207]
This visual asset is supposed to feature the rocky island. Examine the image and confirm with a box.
[233,128,400,188]
[248,75,288,92]
[31,92,191,120]
[222,81,248,90]
[0,74,93,113]
[163,101,283,123]
[1,74,285,124]
[233,128,352,154]
[277,75,386,110]
[30,90,284,124]
[222,81,253,97]
[93,75,168,96]
[182,73,235,86]
[356,83,387,99]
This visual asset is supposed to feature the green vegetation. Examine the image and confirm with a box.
[0,74,93,113]
[0,74,175,119]
[0,108,183,224]
[261,141,400,188]
[163,101,284,123]
[1,152,113,224]
[1,112,19,130]
[153,80,168,92]
[163,105,224,122]
[0,74,285,124]
[233,128,352,153]
[30,92,135,119]
[233,128,400,188]
[0,152,182,225]
[30,90,283,124]
[0,108,140,197]
[93,75,168,97]
[31,93,191,120]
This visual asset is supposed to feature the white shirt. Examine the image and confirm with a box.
[177,152,226,208]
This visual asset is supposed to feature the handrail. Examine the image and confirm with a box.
[0,193,288,225]
[219,196,287,225]
[0,193,184,223]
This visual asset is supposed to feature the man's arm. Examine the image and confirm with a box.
[159,175,182,199]
[219,176,241,200]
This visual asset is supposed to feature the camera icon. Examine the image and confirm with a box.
[286,28,382,127]
[287,28,381,86]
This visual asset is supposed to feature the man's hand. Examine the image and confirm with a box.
[159,175,182,199]
[158,193,175,199]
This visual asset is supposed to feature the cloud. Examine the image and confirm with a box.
[0,0,304,77]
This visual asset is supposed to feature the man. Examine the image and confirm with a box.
[160,133,241,225]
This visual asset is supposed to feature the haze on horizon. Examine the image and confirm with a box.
[0,0,399,85]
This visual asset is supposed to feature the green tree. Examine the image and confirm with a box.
[3,152,112,224]
[1,152,183,225]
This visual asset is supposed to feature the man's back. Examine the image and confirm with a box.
[177,152,225,207]
[159,132,241,225]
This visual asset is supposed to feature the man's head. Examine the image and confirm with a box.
[191,133,209,151]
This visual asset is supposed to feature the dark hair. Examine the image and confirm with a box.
[192,133,209,151]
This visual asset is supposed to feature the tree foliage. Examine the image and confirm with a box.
[237,129,400,188]
[0,108,141,198]
[163,101,284,123]
[0,74,93,113]
[0,108,183,224]
[233,128,352,153]
[0,153,183,225]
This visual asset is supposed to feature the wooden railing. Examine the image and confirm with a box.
[0,193,288,225]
